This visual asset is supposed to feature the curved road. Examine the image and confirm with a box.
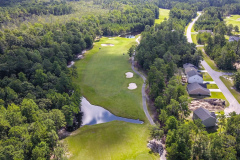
[132,36,155,125]
[187,12,240,115]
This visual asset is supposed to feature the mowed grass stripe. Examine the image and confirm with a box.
[73,37,147,121]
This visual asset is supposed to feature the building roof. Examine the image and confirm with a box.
[198,30,212,33]
[229,36,240,42]
[183,63,196,69]
[186,70,202,78]
[185,67,198,74]
[187,82,209,93]
[194,107,216,121]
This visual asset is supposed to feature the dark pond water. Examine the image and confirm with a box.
[81,97,143,125]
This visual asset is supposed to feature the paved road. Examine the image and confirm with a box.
[187,12,240,115]
[132,36,155,125]
[186,12,201,42]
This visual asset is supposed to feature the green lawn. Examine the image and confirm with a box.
[202,72,213,81]
[220,76,240,104]
[73,37,146,121]
[224,15,240,30]
[207,84,219,89]
[155,8,170,24]
[64,121,157,160]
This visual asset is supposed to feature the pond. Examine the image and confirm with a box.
[81,97,143,125]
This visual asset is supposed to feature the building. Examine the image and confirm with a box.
[198,30,213,34]
[229,36,240,42]
[187,82,210,96]
[186,70,203,84]
[193,107,216,127]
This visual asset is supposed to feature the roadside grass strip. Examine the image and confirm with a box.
[220,76,240,104]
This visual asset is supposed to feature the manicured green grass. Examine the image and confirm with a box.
[155,8,170,24]
[73,37,147,121]
[207,84,219,89]
[64,121,158,160]
[191,33,198,44]
[224,15,240,30]
[202,72,213,81]
[220,76,240,104]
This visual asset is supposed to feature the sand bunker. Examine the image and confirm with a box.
[125,72,133,78]
[101,44,114,46]
[128,83,137,90]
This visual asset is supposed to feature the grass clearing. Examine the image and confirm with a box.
[207,84,219,89]
[224,15,240,29]
[73,37,147,121]
[220,76,240,104]
[64,121,158,160]
[155,8,170,24]
[202,72,213,81]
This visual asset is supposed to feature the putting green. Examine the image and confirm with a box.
[64,121,157,160]
[155,8,170,24]
[73,36,146,121]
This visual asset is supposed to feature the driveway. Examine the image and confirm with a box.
[187,12,240,115]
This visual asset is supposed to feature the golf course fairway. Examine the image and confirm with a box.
[64,36,158,160]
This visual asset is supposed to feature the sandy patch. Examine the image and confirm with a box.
[101,44,114,46]
[128,83,137,90]
[189,99,225,112]
[125,72,133,78]
[108,38,114,39]
[234,62,240,69]
[237,18,240,21]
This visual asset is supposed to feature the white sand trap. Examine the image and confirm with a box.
[108,38,114,39]
[101,44,114,46]
[125,72,133,78]
[128,83,137,90]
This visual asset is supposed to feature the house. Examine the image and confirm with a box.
[229,36,240,42]
[193,107,216,127]
[186,70,203,84]
[183,63,197,69]
[185,66,198,75]
[198,30,213,34]
[187,82,210,96]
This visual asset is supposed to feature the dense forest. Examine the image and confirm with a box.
[0,0,161,159]
[136,1,240,159]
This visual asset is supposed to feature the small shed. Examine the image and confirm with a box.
[193,107,216,127]
[187,82,210,96]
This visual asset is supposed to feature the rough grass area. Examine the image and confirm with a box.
[224,15,240,30]
[155,8,170,24]
[73,36,147,121]
[202,72,213,81]
[64,121,158,160]
[207,84,219,89]
[220,76,240,104]
[206,92,229,107]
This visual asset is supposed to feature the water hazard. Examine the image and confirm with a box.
[81,97,143,125]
